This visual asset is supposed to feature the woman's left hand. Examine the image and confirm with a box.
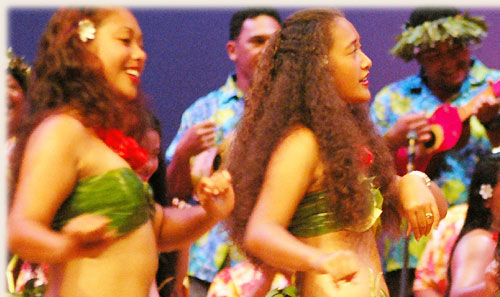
[195,170,235,220]
[398,172,441,241]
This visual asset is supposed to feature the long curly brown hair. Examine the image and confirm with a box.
[9,7,148,202]
[226,8,398,258]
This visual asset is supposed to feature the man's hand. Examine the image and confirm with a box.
[385,112,431,150]
[177,120,217,157]
[473,81,500,124]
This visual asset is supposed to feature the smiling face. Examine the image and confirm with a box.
[328,17,372,104]
[88,8,146,100]
[416,41,470,98]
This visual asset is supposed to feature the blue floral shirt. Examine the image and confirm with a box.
[370,58,500,272]
[165,74,244,282]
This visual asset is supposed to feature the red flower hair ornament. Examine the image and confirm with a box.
[359,146,374,170]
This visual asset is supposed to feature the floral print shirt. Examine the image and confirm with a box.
[370,58,500,272]
[207,261,290,297]
[165,74,244,282]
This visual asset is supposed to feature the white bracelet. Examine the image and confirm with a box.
[408,171,431,187]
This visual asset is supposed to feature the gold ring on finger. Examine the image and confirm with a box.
[425,213,433,220]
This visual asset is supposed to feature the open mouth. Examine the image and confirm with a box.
[126,68,139,77]
[360,72,370,86]
[125,68,141,83]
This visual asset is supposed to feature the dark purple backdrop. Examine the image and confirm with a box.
[8,7,500,150]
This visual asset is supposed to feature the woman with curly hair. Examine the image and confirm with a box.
[7,7,234,297]
[226,8,447,297]
[447,152,500,297]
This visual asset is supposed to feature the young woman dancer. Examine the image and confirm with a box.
[447,152,500,296]
[226,8,447,297]
[8,7,233,297]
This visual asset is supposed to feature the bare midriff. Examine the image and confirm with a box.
[45,222,158,297]
[296,228,389,297]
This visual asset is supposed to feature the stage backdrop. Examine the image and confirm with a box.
[8,7,500,151]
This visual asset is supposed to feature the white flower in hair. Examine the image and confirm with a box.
[78,19,96,42]
[479,184,493,200]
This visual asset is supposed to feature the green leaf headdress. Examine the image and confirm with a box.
[390,12,487,62]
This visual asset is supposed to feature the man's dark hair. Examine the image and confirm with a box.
[229,8,281,40]
[406,7,461,28]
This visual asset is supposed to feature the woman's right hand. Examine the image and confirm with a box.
[61,214,116,258]
[312,250,361,285]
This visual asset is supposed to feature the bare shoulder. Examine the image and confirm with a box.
[31,114,89,144]
[462,229,495,241]
[269,125,321,181]
[451,228,496,281]
[285,125,317,142]
[25,113,91,160]
[36,113,87,134]
[270,126,320,167]
[456,229,496,256]
[279,126,319,154]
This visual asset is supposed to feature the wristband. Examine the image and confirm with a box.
[408,171,431,187]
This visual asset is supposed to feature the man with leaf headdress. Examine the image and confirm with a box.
[370,7,500,297]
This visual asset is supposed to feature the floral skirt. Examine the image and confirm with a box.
[207,261,290,297]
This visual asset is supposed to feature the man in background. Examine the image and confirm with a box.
[165,8,281,296]
[371,7,500,297]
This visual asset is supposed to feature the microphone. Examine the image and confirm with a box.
[400,129,417,297]
[406,130,417,173]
